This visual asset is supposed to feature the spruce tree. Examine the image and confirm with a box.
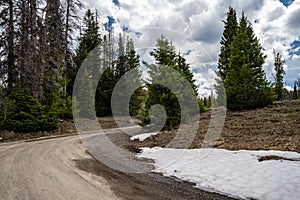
[273,51,285,101]
[293,81,298,99]
[71,10,105,117]
[69,9,101,94]
[225,13,272,110]
[215,7,238,105]
[125,37,143,116]
[73,9,101,69]
[112,35,143,117]
[145,35,197,128]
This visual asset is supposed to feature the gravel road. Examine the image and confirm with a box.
[0,129,239,200]
[0,135,119,200]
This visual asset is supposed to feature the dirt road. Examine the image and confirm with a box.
[0,129,238,200]
[0,135,119,200]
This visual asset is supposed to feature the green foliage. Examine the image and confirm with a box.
[95,68,115,116]
[215,7,238,105]
[61,96,73,119]
[273,51,286,101]
[74,9,101,69]
[218,7,238,80]
[197,96,213,112]
[72,96,80,119]
[68,9,102,98]
[217,10,273,110]
[78,70,95,119]
[293,81,298,99]
[144,35,198,128]
[129,87,145,116]
[100,35,143,117]
[6,112,40,132]
[198,99,206,113]
[1,89,58,132]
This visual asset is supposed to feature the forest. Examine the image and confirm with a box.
[0,1,299,133]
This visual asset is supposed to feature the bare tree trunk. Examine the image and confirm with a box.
[29,0,39,99]
[7,0,16,93]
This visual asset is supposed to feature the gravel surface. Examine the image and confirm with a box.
[0,130,239,200]
[0,135,119,200]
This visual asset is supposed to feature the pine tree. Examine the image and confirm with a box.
[95,35,115,117]
[43,0,65,106]
[115,33,126,80]
[215,7,238,105]
[111,34,143,117]
[293,81,298,99]
[77,69,95,119]
[273,51,285,101]
[225,13,272,110]
[145,35,197,128]
[70,9,101,95]
[125,37,143,116]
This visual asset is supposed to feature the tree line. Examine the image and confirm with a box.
[0,0,83,132]
[0,4,297,133]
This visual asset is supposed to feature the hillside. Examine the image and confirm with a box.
[130,99,300,153]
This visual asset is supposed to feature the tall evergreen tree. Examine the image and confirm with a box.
[69,9,101,95]
[145,35,197,128]
[43,0,65,106]
[215,7,238,105]
[124,37,143,116]
[62,0,83,103]
[293,81,298,99]
[95,35,115,117]
[110,34,143,117]
[225,13,272,110]
[273,51,285,101]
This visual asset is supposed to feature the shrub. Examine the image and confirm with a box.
[1,89,59,133]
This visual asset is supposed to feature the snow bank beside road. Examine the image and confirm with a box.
[138,148,300,200]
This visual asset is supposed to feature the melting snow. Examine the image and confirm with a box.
[138,148,300,200]
[130,132,159,141]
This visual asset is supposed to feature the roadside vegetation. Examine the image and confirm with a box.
[0,4,299,148]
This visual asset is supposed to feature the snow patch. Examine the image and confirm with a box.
[130,132,159,141]
[138,148,300,200]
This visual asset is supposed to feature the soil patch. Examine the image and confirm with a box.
[74,155,238,200]
[258,155,300,162]
[129,99,300,153]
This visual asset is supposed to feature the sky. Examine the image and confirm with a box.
[83,0,300,97]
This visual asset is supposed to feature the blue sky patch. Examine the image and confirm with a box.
[121,26,142,38]
[112,0,120,7]
[104,16,116,31]
[289,40,300,55]
[184,49,193,56]
[279,0,294,7]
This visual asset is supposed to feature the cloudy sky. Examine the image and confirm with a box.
[84,0,300,96]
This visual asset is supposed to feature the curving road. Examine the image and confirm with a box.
[0,130,238,200]
[0,135,120,200]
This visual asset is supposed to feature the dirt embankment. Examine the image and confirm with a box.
[129,99,300,153]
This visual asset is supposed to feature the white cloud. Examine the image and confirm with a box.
[284,85,293,91]
[84,0,300,88]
